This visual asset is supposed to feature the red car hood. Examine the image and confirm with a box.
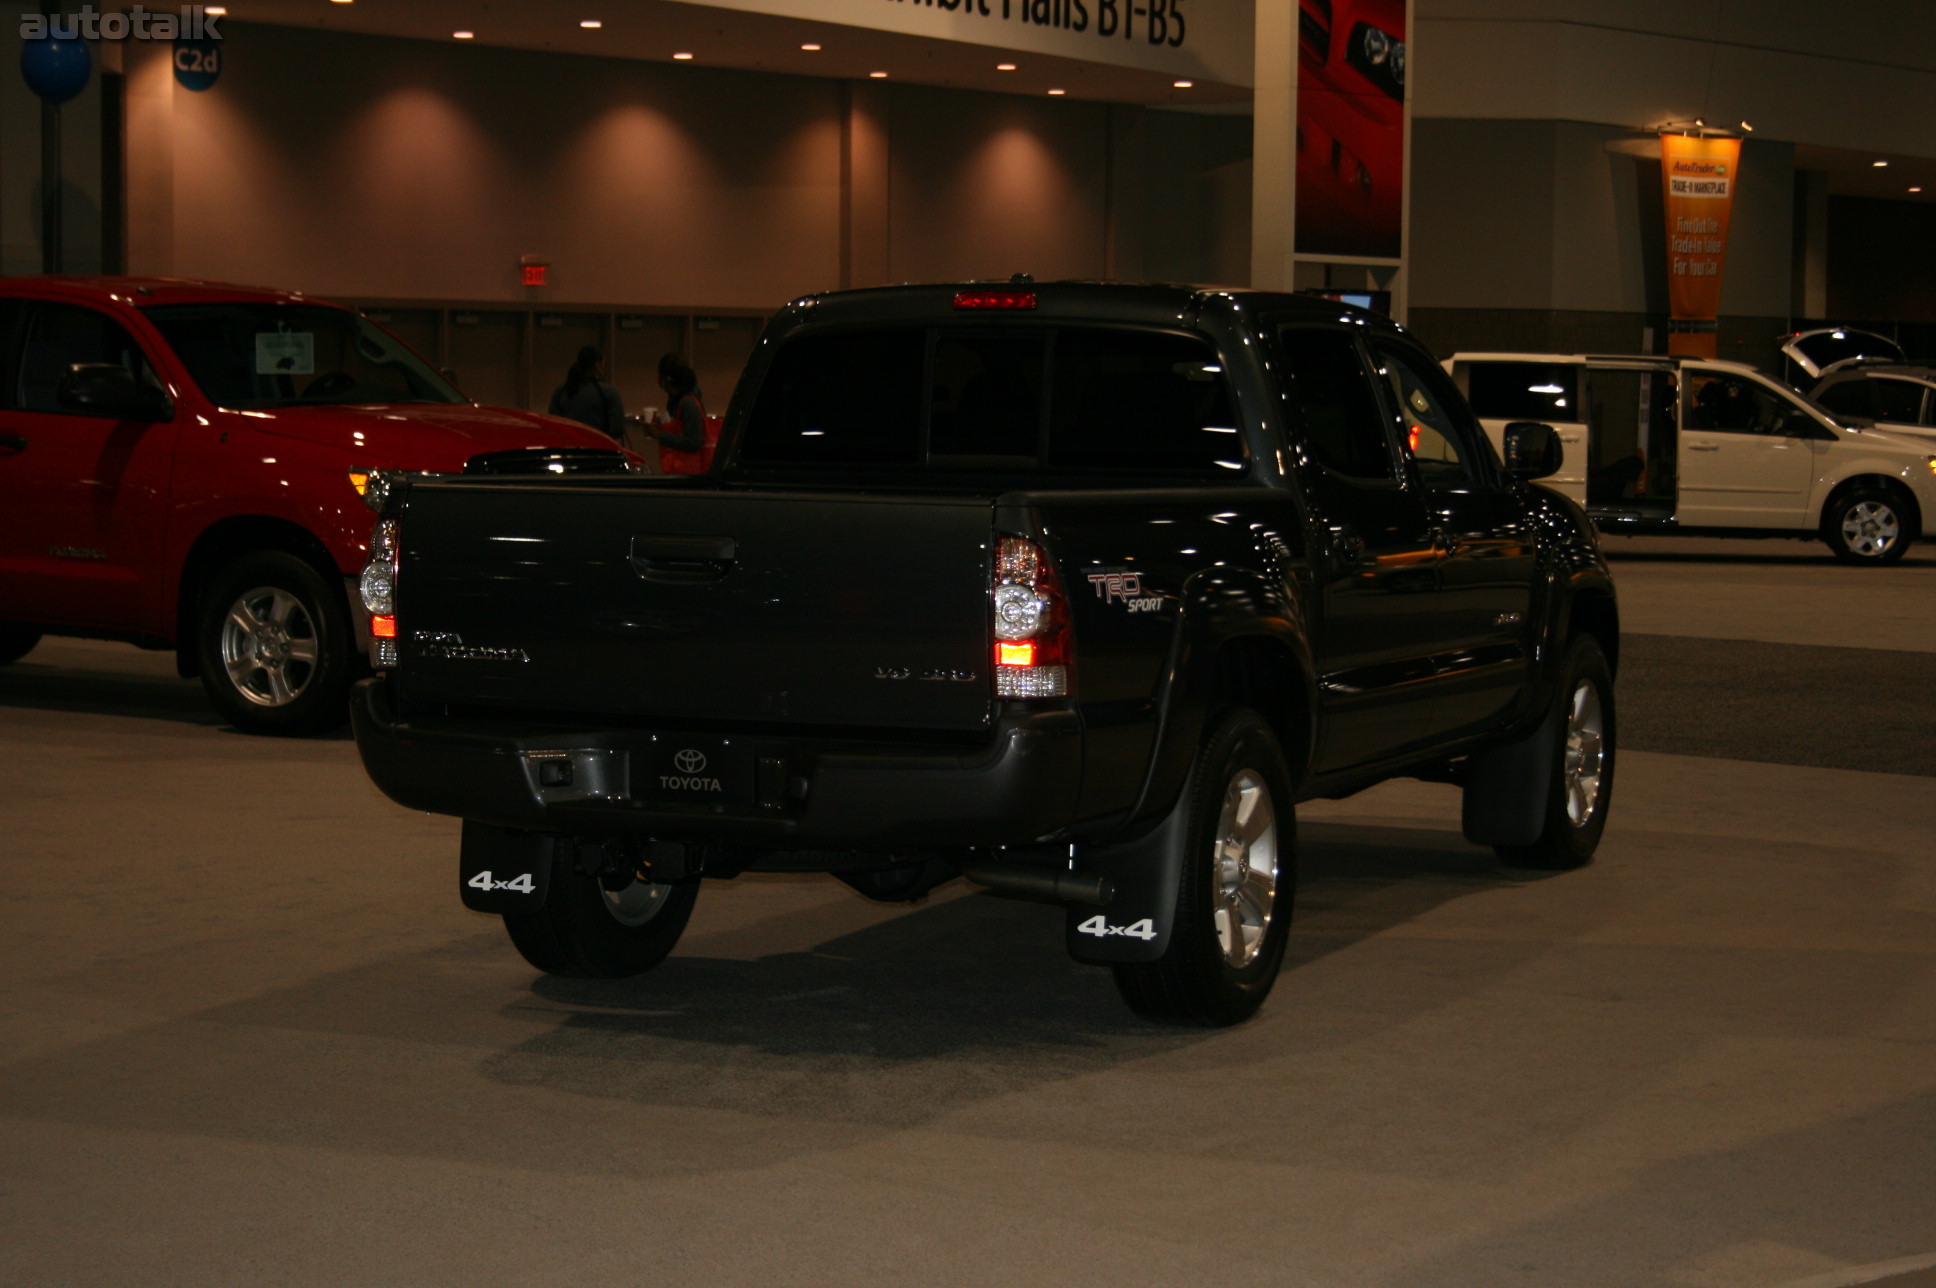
[243,401,617,470]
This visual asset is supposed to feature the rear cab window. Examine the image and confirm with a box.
[736,325,1246,480]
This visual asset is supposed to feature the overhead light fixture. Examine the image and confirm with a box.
[1874,160,1890,167]
[1173,80,1193,88]
[1913,186,1925,194]
[580,20,602,29]
[997,63,1016,71]
[869,70,888,78]
[801,43,821,51]
[673,51,694,60]
[1047,88,1065,95]
[204,4,227,11]
[453,30,474,39]
[1739,120,1753,132]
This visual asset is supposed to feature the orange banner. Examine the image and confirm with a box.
[1660,133,1741,358]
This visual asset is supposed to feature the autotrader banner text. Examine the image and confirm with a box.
[1660,132,1741,358]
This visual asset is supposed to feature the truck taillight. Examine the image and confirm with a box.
[361,519,400,667]
[991,535,1069,699]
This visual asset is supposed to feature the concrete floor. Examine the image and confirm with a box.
[1,539,1932,1287]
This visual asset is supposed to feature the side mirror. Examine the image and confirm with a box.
[56,363,173,422]
[1502,420,1563,479]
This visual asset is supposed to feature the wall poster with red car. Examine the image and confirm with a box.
[1296,0,1408,260]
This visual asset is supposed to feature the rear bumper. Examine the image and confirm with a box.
[350,677,1084,848]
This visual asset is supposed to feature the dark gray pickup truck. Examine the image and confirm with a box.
[351,282,1618,1026]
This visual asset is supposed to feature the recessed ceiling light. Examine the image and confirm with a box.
[801,43,821,51]
[1874,160,1890,167]
[673,51,694,60]
[996,63,1017,71]
[1913,186,1925,193]
[1173,79,1193,88]
[452,30,474,39]
[1047,88,1065,95]
[580,20,602,29]
[204,4,227,11]
[869,70,888,78]
[330,0,351,5]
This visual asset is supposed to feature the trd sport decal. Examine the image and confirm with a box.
[1086,570,1165,613]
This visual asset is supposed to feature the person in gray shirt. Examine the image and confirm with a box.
[547,345,628,441]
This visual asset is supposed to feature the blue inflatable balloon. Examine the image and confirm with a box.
[20,32,93,105]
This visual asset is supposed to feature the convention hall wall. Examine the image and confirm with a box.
[110,22,1241,308]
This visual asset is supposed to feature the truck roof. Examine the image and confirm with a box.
[784,280,1400,333]
[0,274,341,309]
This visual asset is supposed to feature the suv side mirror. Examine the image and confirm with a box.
[1502,420,1563,479]
[56,363,173,422]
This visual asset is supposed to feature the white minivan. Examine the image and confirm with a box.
[1445,352,1936,564]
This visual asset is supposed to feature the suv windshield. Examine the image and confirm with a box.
[141,303,464,409]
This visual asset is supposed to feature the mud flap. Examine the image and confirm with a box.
[1461,701,1560,847]
[1064,778,1195,965]
[459,822,555,915]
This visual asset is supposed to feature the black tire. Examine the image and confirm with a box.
[195,551,354,736]
[0,624,41,665]
[1494,635,1616,871]
[1113,709,1295,1027]
[503,862,700,979]
[1821,485,1913,565]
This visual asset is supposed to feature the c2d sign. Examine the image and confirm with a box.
[174,36,221,91]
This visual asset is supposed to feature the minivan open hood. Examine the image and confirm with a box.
[1780,328,1905,381]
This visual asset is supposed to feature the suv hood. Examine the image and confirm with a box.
[239,402,617,470]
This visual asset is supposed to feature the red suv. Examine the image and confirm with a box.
[0,277,625,733]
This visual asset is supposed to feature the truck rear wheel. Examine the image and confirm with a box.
[1112,709,1294,1027]
[196,551,354,736]
[503,864,699,979]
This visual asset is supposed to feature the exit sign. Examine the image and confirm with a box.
[519,255,550,287]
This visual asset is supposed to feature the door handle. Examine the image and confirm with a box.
[0,434,25,453]
[629,534,736,582]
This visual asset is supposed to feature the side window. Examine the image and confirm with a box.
[1373,343,1482,487]
[16,303,159,414]
[1685,373,1794,435]
[1871,378,1928,424]
[0,300,24,410]
[1463,361,1578,423]
[1814,379,1871,419]
[1278,327,1398,482]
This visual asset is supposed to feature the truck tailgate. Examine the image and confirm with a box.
[394,482,997,731]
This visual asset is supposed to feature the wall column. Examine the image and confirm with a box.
[122,38,176,276]
[1250,0,1298,291]
[842,81,890,290]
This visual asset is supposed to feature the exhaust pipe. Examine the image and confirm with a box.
[962,862,1114,907]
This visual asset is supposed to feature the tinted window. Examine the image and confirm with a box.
[1279,327,1397,481]
[1463,361,1579,422]
[1871,378,1929,423]
[738,326,1243,476]
[1686,374,1798,435]
[1376,344,1479,487]
[1047,329,1242,472]
[141,303,462,409]
[1815,379,1871,418]
[15,303,161,414]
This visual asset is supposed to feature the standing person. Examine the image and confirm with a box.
[647,353,715,473]
[547,345,628,441]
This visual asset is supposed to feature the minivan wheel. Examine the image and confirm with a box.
[196,551,354,735]
[1823,486,1912,564]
